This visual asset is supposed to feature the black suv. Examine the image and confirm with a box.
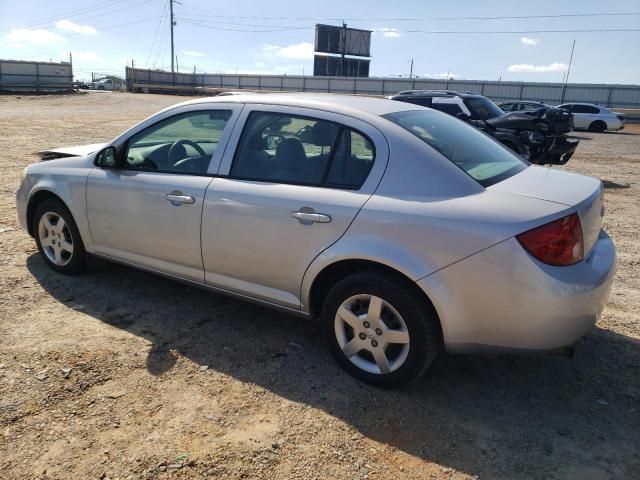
[388,90,578,165]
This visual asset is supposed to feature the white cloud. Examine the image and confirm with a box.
[520,36,540,46]
[374,27,403,38]
[262,42,314,60]
[4,27,66,46]
[255,61,265,67]
[55,19,96,34]
[508,62,568,73]
[425,72,460,79]
[183,49,207,57]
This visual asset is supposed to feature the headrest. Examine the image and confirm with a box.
[312,122,339,147]
[275,138,307,170]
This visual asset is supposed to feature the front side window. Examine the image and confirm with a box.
[384,110,528,187]
[125,110,232,174]
[230,111,375,189]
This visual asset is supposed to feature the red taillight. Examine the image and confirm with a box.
[517,213,583,266]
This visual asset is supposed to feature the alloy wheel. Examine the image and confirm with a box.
[334,294,410,374]
[38,212,74,266]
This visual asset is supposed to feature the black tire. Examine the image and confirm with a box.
[33,198,87,274]
[588,121,607,133]
[321,271,441,388]
[98,85,105,90]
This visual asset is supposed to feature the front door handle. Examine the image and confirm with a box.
[291,209,332,224]
[166,191,195,206]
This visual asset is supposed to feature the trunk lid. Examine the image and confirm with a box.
[489,165,604,255]
[38,143,106,160]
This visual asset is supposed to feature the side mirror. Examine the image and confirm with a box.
[95,146,118,168]
[456,112,471,122]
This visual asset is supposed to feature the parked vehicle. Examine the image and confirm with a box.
[388,90,578,165]
[498,101,553,112]
[556,103,625,132]
[16,94,616,388]
[90,78,116,91]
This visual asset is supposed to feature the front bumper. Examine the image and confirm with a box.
[15,174,30,232]
[417,230,616,353]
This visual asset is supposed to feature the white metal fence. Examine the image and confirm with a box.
[0,59,73,93]
[126,67,640,108]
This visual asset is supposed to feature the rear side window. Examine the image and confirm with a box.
[571,105,600,114]
[230,111,375,189]
[384,110,527,187]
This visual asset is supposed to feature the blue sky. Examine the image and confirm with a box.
[1,0,639,83]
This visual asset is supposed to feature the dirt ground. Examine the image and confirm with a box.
[0,92,639,480]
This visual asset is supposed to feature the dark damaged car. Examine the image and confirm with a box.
[388,90,579,165]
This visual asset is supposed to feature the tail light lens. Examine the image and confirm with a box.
[517,213,583,266]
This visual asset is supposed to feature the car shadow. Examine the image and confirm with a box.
[26,255,640,479]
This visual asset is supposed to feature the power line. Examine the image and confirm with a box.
[1,0,129,28]
[176,20,640,35]
[175,7,640,22]
[401,28,640,34]
[145,1,170,67]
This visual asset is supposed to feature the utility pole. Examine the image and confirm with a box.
[560,40,575,104]
[341,21,346,76]
[409,58,414,79]
[170,0,176,73]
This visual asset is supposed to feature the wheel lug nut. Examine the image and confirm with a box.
[375,328,382,335]
[359,333,366,340]
[371,340,378,347]
[363,321,370,328]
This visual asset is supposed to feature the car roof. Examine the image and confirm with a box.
[559,102,601,106]
[173,93,417,117]
[392,90,483,99]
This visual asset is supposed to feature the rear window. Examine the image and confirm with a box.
[383,110,528,187]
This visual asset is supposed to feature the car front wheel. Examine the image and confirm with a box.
[321,271,441,388]
[33,199,87,274]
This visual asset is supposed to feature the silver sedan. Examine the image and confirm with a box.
[16,94,616,387]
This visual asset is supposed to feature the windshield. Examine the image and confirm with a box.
[384,110,528,187]
[463,97,505,120]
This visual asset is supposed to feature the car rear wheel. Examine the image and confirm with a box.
[588,120,607,133]
[321,271,441,388]
[33,199,87,274]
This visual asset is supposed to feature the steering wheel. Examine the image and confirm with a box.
[168,140,206,163]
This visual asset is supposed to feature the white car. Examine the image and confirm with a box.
[91,79,116,91]
[557,103,625,132]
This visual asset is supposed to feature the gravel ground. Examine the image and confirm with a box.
[0,92,639,480]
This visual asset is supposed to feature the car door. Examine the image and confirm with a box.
[86,104,242,282]
[200,106,388,309]
[560,104,585,129]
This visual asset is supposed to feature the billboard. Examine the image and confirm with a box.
[315,24,372,58]
[313,55,370,77]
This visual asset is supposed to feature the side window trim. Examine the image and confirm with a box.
[319,125,344,185]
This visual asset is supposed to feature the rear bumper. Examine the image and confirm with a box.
[417,230,616,354]
[547,136,579,165]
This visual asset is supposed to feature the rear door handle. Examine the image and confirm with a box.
[291,210,332,224]
[166,191,195,206]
